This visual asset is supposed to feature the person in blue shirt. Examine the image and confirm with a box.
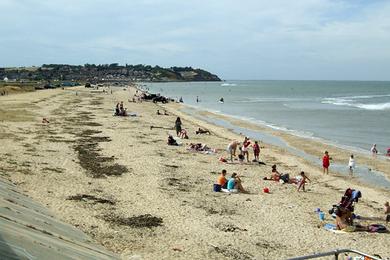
[227,173,247,193]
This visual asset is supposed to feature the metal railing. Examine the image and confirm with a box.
[287,248,382,260]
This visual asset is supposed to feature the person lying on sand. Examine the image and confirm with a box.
[196,128,211,135]
[167,135,178,146]
[226,173,247,193]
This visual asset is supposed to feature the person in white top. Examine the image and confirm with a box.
[348,154,355,175]
[371,144,378,155]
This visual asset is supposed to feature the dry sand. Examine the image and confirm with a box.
[0,86,390,259]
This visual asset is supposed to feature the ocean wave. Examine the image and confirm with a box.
[234,97,309,103]
[220,83,237,87]
[322,94,390,110]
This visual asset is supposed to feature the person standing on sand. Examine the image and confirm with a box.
[241,137,251,162]
[322,151,331,174]
[297,171,311,192]
[253,141,260,162]
[371,144,378,156]
[348,154,355,176]
[227,140,239,162]
[175,117,182,136]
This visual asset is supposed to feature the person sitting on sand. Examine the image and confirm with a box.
[385,202,390,222]
[157,109,161,115]
[167,135,178,146]
[297,171,311,192]
[195,128,211,135]
[179,129,189,139]
[271,164,281,181]
[217,169,228,189]
[164,110,169,115]
[227,173,247,193]
[115,103,120,116]
[227,140,239,162]
[335,206,354,231]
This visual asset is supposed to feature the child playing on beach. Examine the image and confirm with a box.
[297,171,311,192]
[322,151,331,174]
[253,141,260,161]
[384,202,390,222]
[348,154,355,176]
[371,144,378,156]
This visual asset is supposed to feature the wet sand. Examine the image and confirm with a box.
[0,86,389,259]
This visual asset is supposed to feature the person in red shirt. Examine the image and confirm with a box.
[322,151,331,174]
[253,141,260,161]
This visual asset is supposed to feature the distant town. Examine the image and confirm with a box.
[0,63,221,89]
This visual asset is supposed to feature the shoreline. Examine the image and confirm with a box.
[1,85,390,258]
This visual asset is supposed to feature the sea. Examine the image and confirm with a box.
[144,80,390,155]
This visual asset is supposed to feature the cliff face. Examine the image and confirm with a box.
[0,64,221,82]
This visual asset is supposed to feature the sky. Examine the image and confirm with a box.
[1,0,390,80]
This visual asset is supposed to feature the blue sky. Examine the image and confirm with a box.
[1,0,390,80]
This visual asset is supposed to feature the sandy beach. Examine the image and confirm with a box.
[1,86,390,259]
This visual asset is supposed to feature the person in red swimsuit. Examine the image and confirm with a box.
[322,151,331,174]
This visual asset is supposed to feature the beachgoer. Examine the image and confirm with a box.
[253,141,260,161]
[384,202,390,222]
[196,96,199,103]
[348,154,355,175]
[227,173,247,193]
[175,117,182,136]
[217,169,228,189]
[371,144,378,155]
[167,135,178,146]
[241,137,251,162]
[164,110,169,115]
[322,151,331,174]
[219,97,224,103]
[195,128,211,135]
[157,110,161,115]
[271,165,281,181]
[227,140,239,161]
[238,152,245,163]
[179,97,183,103]
[335,207,354,231]
[387,148,390,157]
[179,129,188,139]
[297,171,311,192]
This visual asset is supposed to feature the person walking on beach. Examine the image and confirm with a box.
[297,171,311,192]
[348,154,355,176]
[175,117,182,136]
[253,141,260,162]
[322,151,331,174]
[371,144,378,156]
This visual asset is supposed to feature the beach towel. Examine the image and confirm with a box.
[221,188,238,193]
[324,223,348,233]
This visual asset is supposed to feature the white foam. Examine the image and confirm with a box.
[220,83,237,87]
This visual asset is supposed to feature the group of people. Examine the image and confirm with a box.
[216,170,247,193]
[114,101,127,116]
[227,137,261,163]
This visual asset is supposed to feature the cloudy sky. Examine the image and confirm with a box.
[1,0,390,80]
